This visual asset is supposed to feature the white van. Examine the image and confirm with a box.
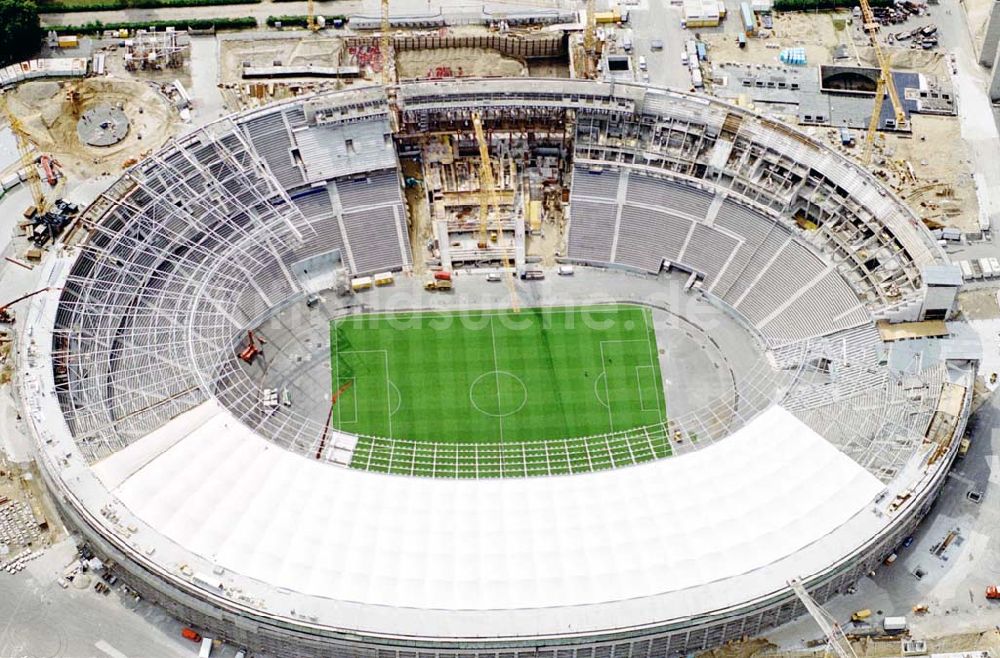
[638,55,647,70]
[558,265,575,276]
[198,638,213,658]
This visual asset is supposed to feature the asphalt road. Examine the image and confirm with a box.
[38,0,570,27]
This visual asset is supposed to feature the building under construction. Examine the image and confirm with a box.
[124,29,187,71]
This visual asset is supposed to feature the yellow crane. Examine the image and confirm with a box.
[583,0,597,54]
[582,0,597,77]
[381,0,394,85]
[859,0,907,163]
[0,95,47,216]
[307,0,318,31]
[472,111,520,313]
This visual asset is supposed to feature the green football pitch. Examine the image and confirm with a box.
[331,304,670,476]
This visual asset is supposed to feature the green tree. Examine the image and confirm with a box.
[0,0,42,66]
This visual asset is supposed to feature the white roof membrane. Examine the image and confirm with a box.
[108,402,884,621]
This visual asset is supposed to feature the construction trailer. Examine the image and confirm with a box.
[683,0,721,27]
[740,2,755,34]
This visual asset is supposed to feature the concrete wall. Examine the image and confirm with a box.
[991,48,1000,100]
[981,1,1000,67]
[345,33,566,60]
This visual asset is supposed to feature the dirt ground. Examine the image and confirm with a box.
[6,77,180,178]
[527,58,571,78]
[219,34,346,86]
[396,47,527,80]
[959,288,1000,320]
[810,112,977,232]
[878,115,978,232]
[704,11,852,68]
[0,459,66,555]
[700,629,1000,658]
[402,159,433,274]
[218,34,363,108]
[963,0,994,56]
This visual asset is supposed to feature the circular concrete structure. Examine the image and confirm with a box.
[16,79,975,658]
[76,104,129,147]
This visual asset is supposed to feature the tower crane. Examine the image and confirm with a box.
[381,0,394,85]
[858,0,907,163]
[471,111,520,313]
[583,0,597,54]
[307,0,318,31]
[0,94,48,216]
[789,579,861,658]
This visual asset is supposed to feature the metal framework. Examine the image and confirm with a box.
[50,82,949,478]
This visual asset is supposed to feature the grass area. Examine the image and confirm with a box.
[333,304,670,477]
[49,16,257,33]
[39,0,259,13]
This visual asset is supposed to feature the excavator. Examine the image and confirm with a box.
[0,287,57,324]
[238,330,265,364]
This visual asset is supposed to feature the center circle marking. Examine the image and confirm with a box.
[469,371,528,418]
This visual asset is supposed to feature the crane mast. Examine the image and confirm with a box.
[0,95,47,215]
[472,112,520,313]
[381,0,394,85]
[307,0,318,31]
[583,0,597,55]
[580,0,597,77]
[789,579,861,658]
[859,0,907,160]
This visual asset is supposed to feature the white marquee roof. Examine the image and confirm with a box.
[90,401,886,635]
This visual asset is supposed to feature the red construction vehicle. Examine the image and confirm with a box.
[987,585,1000,600]
[181,628,202,642]
[433,270,452,281]
[238,330,263,364]
[39,155,59,186]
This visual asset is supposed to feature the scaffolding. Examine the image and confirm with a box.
[124,29,187,71]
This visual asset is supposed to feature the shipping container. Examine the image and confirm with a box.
[959,260,973,281]
[883,616,907,633]
[199,638,213,658]
[740,2,755,34]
